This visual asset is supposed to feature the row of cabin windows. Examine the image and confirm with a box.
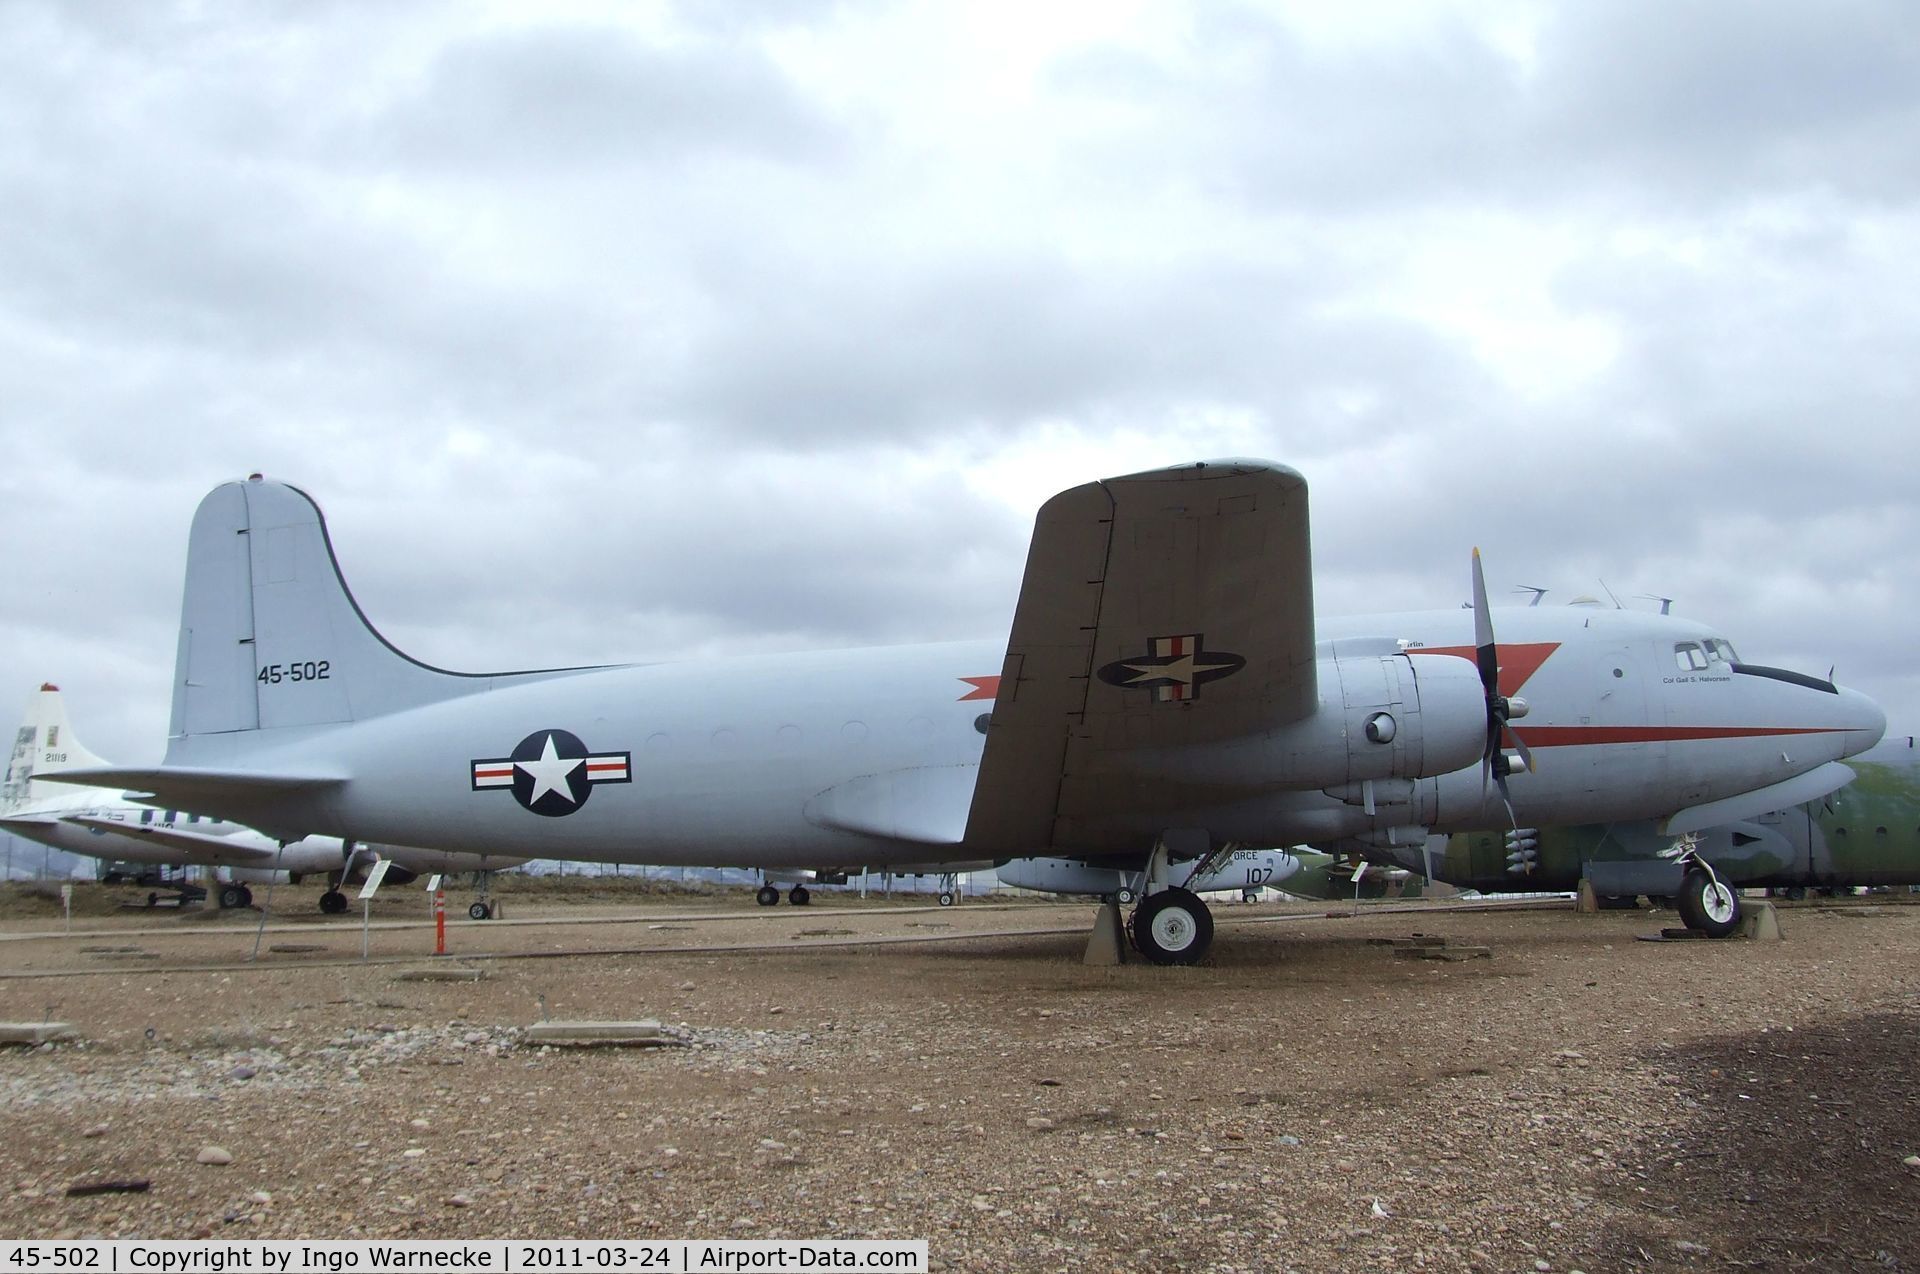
[1674,638,1739,671]
[137,809,204,825]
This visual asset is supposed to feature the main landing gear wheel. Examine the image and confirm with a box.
[1676,868,1741,938]
[319,889,349,915]
[468,901,493,921]
[756,885,780,907]
[218,884,253,909]
[788,885,812,906]
[1129,887,1214,966]
[937,890,956,907]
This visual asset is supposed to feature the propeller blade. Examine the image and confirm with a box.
[1507,728,1536,775]
[1470,548,1498,694]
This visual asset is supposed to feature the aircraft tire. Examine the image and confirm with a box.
[1130,888,1214,966]
[755,885,780,907]
[469,902,492,921]
[789,885,811,906]
[1676,869,1741,938]
[937,891,955,907]
[218,884,246,910]
[1115,887,1136,906]
[319,889,349,916]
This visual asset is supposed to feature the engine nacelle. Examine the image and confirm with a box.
[1125,645,1487,792]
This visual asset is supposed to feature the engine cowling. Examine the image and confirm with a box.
[1113,645,1488,792]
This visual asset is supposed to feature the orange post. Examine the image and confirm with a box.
[433,887,446,956]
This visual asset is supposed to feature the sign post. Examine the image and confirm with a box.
[427,874,446,956]
[357,859,394,961]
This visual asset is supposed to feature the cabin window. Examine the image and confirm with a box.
[140,810,153,825]
[1674,643,1709,671]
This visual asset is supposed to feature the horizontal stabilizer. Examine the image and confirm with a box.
[63,816,281,863]
[39,768,344,838]
[1660,761,1856,835]
[40,766,344,799]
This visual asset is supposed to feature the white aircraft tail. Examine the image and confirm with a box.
[169,477,596,754]
[3,684,112,810]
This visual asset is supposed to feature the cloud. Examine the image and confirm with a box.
[0,0,1913,776]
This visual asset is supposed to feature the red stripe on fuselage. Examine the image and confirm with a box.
[1519,725,1851,747]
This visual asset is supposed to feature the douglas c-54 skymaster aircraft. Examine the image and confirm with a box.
[52,462,1885,963]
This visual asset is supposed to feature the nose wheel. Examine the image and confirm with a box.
[1676,867,1742,938]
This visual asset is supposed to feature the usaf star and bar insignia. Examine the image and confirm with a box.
[1096,634,1246,703]
[471,729,631,817]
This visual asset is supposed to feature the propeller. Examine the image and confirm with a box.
[1471,548,1535,819]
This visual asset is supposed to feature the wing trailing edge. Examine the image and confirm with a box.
[62,815,281,863]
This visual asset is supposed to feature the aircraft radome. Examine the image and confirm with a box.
[51,461,1885,963]
[2,683,528,915]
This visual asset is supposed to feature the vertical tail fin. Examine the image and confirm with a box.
[168,477,600,756]
[3,684,112,810]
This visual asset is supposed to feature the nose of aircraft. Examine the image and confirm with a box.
[1834,682,1888,758]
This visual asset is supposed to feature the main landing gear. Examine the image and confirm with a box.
[217,883,255,910]
[1129,887,1214,965]
[319,889,350,915]
[936,871,961,907]
[754,881,812,906]
[1120,831,1222,966]
[468,870,498,920]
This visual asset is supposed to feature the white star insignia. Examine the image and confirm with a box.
[516,733,583,806]
[1119,653,1239,686]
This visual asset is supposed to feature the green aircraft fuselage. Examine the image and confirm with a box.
[1436,738,1919,894]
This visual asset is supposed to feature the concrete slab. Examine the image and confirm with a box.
[523,1019,687,1047]
[392,967,487,982]
[0,1022,77,1045]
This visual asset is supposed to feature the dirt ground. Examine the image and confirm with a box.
[0,881,1916,1273]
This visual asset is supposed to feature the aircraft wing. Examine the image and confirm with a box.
[1660,760,1857,836]
[964,460,1316,855]
[63,816,282,865]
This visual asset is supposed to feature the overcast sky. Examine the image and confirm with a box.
[1,0,1915,768]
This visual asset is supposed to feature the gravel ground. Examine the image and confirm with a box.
[0,885,1916,1273]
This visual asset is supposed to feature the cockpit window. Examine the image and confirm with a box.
[1674,642,1709,671]
[1707,639,1738,664]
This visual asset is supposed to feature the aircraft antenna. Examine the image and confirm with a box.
[1597,579,1623,609]
[1513,585,1547,607]
[1635,593,1674,616]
